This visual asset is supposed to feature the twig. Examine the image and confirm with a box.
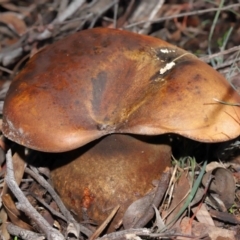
[213,57,240,70]
[5,149,65,240]
[0,33,27,66]
[7,223,45,240]
[113,0,119,28]
[11,53,30,78]
[0,47,23,66]
[0,66,13,74]
[212,98,240,106]
[89,0,119,28]
[57,0,85,23]
[96,228,200,240]
[139,0,165,34]
[124,3,240,29]
[36,0,86,40]
[0,81,10,100]
[0,101,4,114]
[143,231,204,239]
[27,192,67,222]
[201,45,240,63]
[89,205,120,240]
[112,0,135,28]
[96,228,151,240]
[25,166,92,238]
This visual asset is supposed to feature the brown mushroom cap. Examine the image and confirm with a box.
[3,28,240,152]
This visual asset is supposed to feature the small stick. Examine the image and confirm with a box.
[7,223,45,240]
[89,205,120,240]
[27,192,67,222]
[5,149,65,240]
[25,166,92,238]
[124,3,240,29]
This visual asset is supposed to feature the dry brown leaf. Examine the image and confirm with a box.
[0,207,10,240]
[202,167,235,209]
[165,173,190,225]
[191,203,215,226]
[205,161,223,172]
[209,209,240,225]
[13,148,26,181]
[0,3,19,12]
[123,192,155,228]
[180,217,237,240]
[2,194,34,231]
[0,12,27,36]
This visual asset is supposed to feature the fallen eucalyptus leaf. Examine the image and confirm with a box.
[123,192,155,229]
[202,167,235,209]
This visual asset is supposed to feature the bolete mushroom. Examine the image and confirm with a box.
[2,28,240,231]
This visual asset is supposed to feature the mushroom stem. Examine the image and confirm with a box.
[51,134,172,232]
